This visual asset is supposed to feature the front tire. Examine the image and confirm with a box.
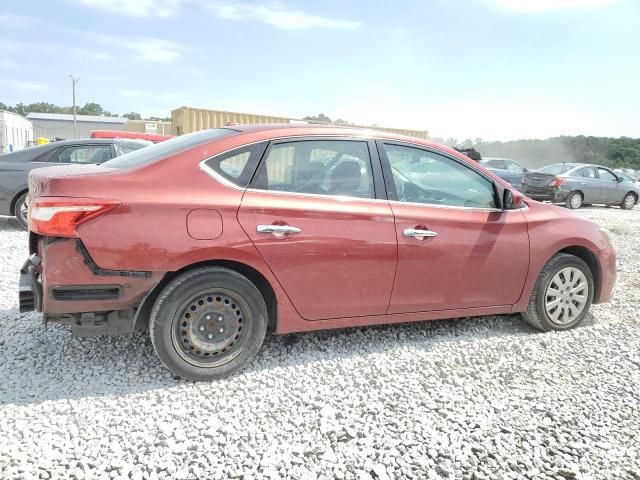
[149,267,268,381]
[14,192,29,229]
[522,253,594,331]
[620,192,636,210]
[565,191,583,209]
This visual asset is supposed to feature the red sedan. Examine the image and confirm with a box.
[20,125,616,380]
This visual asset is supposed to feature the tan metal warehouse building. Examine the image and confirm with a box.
[171,106,428,139]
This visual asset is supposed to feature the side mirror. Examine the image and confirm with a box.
[522,167,528,173]
[617,176,624,183]
[503,189,524,210]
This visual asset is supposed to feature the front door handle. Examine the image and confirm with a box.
[257,224,301,235]
[580,182,587,185]
[403,228,438,240]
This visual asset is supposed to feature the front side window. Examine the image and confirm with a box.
[254,140,374,199]
[598,168,617,182]
[56,145,113,164]
[384,144,496,209]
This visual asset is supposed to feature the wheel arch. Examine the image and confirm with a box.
[556,245,601,302]
[134,260,277,333]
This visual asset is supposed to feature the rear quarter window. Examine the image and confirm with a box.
[203,142,268,188]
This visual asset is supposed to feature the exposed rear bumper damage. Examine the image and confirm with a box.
[19,255,42,313]
[18,236,163,336]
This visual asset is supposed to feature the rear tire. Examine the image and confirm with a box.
[13,192,29,229]
[149,267,268,381]
[565,191,583,209]
[620,192,636,210]
[522,253,594,332]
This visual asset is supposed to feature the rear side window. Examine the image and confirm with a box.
[55,145,113,164]
[578,167,597,178]
[252,140,375,199]
[103,128,236,169]
[204,142,267,187]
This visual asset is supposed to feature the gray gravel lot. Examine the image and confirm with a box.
[1,207,639,480]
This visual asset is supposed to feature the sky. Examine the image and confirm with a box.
[0,0,638,141]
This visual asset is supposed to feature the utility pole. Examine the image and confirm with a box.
[70,75,79,138]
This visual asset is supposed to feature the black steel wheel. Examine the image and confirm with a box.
[150,267,268,381]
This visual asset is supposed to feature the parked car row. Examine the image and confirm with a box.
[478,157,639,210]
[18,125,616,381]
[0,138,152,228]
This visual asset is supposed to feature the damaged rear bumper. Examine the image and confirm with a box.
[19,254,43,313]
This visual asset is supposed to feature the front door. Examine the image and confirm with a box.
[596,167,624,204]
[378,142,530,313]
[237,138,397,321]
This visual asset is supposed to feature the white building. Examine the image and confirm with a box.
[0,111,34,153]
[26,112,128,140]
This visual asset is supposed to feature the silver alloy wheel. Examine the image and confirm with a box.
[570,193,582,209]
[544,267,588,325]
[18,199,28,225]
[624,194,635,209]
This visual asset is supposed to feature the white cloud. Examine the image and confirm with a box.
[78,0,180,17]
[0,79,49,91]
[329,96,627,141]
[129,38,182,62]
[87,33,183,63]
[208,2,361,30]
[70,48,114,61]
[120,89,149,98]
[489,0,620,13]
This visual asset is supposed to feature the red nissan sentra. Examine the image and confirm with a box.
[19,125,616,380]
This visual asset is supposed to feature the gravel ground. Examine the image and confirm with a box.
[1,207,639,480]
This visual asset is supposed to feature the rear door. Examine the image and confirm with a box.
[574,167,600,203]
[378,142,529,313]
[237,137,397,321]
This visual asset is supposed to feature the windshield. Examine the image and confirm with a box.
[102,128,237,169]
[537,164,573,175]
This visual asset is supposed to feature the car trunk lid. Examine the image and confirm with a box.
[523,172,556,188]
[28,164,117,199]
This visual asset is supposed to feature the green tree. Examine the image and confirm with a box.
[77,102,104,116]
[303,113,332,124]
[123,112,142,120]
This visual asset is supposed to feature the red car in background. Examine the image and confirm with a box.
[20,125,616,380]
[91,130,174,143]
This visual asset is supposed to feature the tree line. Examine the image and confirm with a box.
[0,101,170,122]
[468,136,640,170]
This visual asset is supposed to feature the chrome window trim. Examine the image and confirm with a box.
[198,134,375,192]
[244,187,389,204]
[198,133,531,213]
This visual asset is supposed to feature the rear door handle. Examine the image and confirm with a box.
[403,228,438,240]
[580,182,586,185]
[257,224,301,235]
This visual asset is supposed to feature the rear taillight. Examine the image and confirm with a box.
[29,198,120,237]
[549,178,565,187]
